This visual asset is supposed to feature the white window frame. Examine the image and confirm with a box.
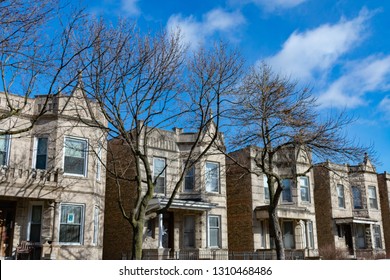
[58,203,85,245]
[96,143,102,182]
[153,157,166,194]
[337,184,345,208]
[93,206,100,245]
[205,161,220,193]
[300,176,310,202]
[208,215,221,248]
[32,136,48,170]
[368,186,378,209]
[63,136,88,177]
[263,175,269,200]
[0,134,11,166]
[27,202,44,243]
[373,224,382,249]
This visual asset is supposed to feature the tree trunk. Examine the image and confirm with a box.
[269,206,285,260]
[132,221,144,260]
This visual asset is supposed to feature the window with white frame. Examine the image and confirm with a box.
[282,178,292,202]
[96,143,102,181]
[300,176,310,202]
[93,206,99,245]
[263,175,269,200]
[33,137,48,170]
[368,186,378,209]
[28,204,43,242]
[352,186,363,209]
[153,157,166,194]
[337,184,345,208]
[183,216,195,248]
[307,221,314,248]
[0,134,10,166]
[208,215,221,248]
[59,204,84,244]
[184,164,195,192]
[205,162,219,193]
[64,137,88,176]
[373,225,382,249]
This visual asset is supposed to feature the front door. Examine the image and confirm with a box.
[162,212,174,250]
[344,225,354,255]
[0,201,16,258]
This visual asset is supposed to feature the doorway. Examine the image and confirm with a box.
[0,201,16,258]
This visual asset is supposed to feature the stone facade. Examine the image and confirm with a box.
[313,156,386,259]
[103,123,228,260]
[226,146,319,259]
[0,87,107,260]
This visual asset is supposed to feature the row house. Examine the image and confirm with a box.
[103,122,228,260]
[0,87,107,260]
[313,155,386,259]
[226,146,319,259]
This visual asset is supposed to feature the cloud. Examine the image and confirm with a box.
[120,0,140,16]
[265,9,371,81]
[229,0,307,11]
[318,55,390,108]
[379,95,390,120]
[166,8,245,49]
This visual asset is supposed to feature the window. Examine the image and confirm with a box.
[33,137,48,169]
[307,221,314,248]
[300,177,310,202]
[373,225,382,249]
[282,179,292,202]
[183,216,195,248]
[337,184,345,208]
[355,224,366,249]
[184,165,195,192]
[368,186,378,209]
[263,175,269,200]
[0,134,10,166]
[283,221,295,249]
[260,220,266,248]
[337,224,345,238]
[96,143,102,181]
[208,216,221,247]
[64,137,88,176]
[153,157,166,194]
[28,204,42,242]
[59,204,84,244]
[352,186,362,209]
[205,162,219,193]
[93,206,99,245]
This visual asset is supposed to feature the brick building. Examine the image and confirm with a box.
[226,146,319,259]
[377,172,390,258]
[0,87,106,260]
[103,122,228,260]
[313,155,386,259]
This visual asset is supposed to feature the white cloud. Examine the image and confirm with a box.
[379,95,390,120]
[265,9,371,81]
[121,0,140,16]
[318,55,390,108]
[166,9,245,49]
[229,0,307,11]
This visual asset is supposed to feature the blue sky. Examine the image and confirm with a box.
[85,0,390,172]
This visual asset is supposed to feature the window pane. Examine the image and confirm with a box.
[282,179,292,202]
[337,185,345,208]
[263,175,269,200]
[35,138,48,169]
[368,186,378,209]
[184,216,195,248]
[300,177,310,202]
[206,162,219,192]
[59,205,83,243]
[352,187,362,209]
[184,165,195,191]
[0,135,9,165]
[209,216,220,247]
[153,158,165,194]
[64,138,87,175]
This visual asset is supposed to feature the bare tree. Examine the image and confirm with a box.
[226,62,370,260]
[0,0,97,135]
[76,20,243,259]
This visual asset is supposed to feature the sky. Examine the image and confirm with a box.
[85,0,390,172]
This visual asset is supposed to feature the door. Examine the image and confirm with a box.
[344,225,354,255]
[0,201,16,258]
